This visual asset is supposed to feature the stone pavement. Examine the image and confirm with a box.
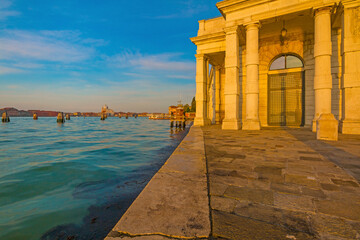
[203,125,360,240]
[105,125,360,240]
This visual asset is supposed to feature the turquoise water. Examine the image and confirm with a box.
[0,117,189,240]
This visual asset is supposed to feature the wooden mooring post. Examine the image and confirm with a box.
[2,112,10,123]
[57,112,65,123]
[101,113,107,121]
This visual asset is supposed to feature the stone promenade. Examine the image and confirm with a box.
[204,125,360,240]
[106,125,360,240]
[106,126,210,239]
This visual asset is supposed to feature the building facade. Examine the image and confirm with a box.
[191,0,360,139]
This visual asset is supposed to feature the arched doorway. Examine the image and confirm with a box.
[268,54,304,126]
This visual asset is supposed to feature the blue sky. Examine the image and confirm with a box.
[0,0,220,112]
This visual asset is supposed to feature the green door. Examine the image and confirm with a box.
[268,71,304,126]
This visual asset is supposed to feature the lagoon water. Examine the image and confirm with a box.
[0,117,189,240]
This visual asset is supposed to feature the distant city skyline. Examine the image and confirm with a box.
[0,0,219,112]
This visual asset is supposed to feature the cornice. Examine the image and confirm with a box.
[216,0,276,18]
[341,0,360,8]
[190,32,226,46]
[215,0,343,22]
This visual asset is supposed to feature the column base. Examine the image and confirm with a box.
[222,119,241,130]
[242,119,260,130]
[339,120,360,135]
[215,116,221,125]
[316,113,338,141]
[194,117,211,127]
[312,119,317,132]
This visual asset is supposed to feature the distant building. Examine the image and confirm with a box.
[168,106,178,115]
[138,112,149,117]
[185,112,196,120]
[168,105,185,119]
[101,104,115,117]
[1,108,31,117]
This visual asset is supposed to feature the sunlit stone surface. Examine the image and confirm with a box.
[190,0,360,138]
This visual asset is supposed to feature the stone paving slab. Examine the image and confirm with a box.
[203,126,360,240]
[105,126,210,240]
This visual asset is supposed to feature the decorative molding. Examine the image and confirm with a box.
[216,0,275,18]
[190,32,226,46]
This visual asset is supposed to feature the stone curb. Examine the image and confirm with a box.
[105,126,210,239]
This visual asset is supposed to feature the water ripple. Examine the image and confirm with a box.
[0,117,189,240]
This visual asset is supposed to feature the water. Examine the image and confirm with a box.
[0,117,189,240]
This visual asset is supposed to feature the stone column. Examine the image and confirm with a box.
[215,66,221,124]
[194,54,210,126]
[340,6,360,134]
[222,26,241,130]
[208,66,215,124]
[313,7,338,140]
[243,23,260,130]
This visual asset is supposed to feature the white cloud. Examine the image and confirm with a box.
[0,65,23,74]
[0,0,20,20]
[109,51,195,72]
[0,30,96,63]
[12,62,44,69]
[167,75,194,80]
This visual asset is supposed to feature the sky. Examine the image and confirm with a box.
[0,0,220,113]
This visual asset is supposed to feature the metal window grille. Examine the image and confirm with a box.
[268,71,304,126]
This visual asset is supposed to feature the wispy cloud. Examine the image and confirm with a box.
[167,75,194,80]
[0,65,23,74]
[0,0,20,20]
[0,30,98,63]
[109,51,195,72]
[151,0,209,19]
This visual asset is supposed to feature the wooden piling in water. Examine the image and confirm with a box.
[33,113,38,120]
[57,112,65,123]
[66,114,70,120]
[2,112,10,123]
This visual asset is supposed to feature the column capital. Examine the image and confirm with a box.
[195,54,208,61]
[224,25,240,35]
[314,6,333,16]
[244,22,261,31]
[214,65,221,71]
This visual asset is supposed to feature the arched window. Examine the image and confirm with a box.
[269,54,303,70]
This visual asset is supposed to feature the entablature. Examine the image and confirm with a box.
[216,0,342,23]
[191,32,225,46]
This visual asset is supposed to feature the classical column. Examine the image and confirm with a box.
[222,26,241,130]
[340,6,360,134]
[242,23,260,130]
[215,66,221,124]
[194,54,210,126]
[313,7,338,140]
[207,66,215,124]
